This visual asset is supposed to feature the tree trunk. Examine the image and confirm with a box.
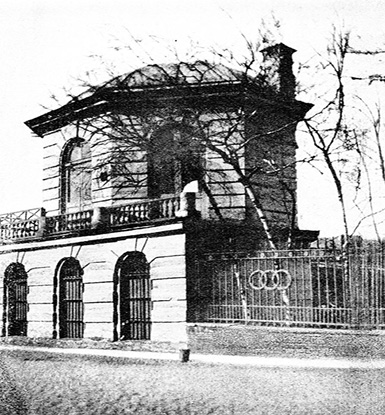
[241,179,277,250]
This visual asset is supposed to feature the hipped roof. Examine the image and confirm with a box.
[25,59,312,137]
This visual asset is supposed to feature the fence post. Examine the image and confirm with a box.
[176,193,196,218]
[91,206,109,230]
[36,207,46,237]
[349,237,368,329]
[234,264,250,324]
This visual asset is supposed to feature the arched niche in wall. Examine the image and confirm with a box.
[60,137,92,213]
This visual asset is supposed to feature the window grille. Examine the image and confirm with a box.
[113,252,151,340]
[2,263,28,336]
[54,257,84,338]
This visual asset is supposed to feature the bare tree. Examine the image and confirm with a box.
[38,34,311,251]
[303,29,352,244]
[305,30,385,242]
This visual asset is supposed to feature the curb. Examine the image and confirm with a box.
[1,345,385,369]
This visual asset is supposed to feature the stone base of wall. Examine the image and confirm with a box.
[5,325,385,359]
[0,336,183,353]
[187,323,385,359]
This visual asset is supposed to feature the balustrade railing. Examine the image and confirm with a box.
[0,196,182,242]
[109,196,180,228]
[45,210,93,234]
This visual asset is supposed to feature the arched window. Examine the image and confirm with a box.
[147,126,202,198]
[54,257,84,339]
[113,252,151,341]
[2,263,28,336]
[61,138,92,212]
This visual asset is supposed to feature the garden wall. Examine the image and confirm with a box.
[187,323,385,359]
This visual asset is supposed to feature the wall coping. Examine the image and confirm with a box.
[187,322,385,337]
[0,222,184,254]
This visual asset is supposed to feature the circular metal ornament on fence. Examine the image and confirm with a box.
[248,269,292,291]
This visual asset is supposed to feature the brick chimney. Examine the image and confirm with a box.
[260,43,296,100]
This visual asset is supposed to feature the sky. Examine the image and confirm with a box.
[1,0,385,237]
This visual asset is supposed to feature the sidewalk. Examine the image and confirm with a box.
[1,344,385,369]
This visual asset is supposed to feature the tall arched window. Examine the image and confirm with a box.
[2,263,28,337]
[61,138,92,213]
[54,257,84,339]
[147,126,202,198]
[113,252,151,341]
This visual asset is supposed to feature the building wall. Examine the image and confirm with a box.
[42,128,66,215]
[89,117,149,207]
[202,112,246,221]
[41,113,249,222]
[245,107,299,238]
[0,224,188,343]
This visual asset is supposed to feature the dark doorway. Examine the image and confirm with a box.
[2,263,28,336]
[55,257,84,338]
[114,252,151,340]
[147,126,202,198]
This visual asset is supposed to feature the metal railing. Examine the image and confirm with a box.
[0,208,43,241]
[190,245,385,330]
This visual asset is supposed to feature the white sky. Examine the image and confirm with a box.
[0,0,384,237]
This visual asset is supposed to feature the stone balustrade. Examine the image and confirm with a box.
[0,195,193,243]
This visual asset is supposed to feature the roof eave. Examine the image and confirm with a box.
[25,81,312,137]
[25,82,247,136]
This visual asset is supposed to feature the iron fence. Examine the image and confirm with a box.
[190,244,385,329]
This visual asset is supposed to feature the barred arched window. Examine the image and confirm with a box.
[61,138,92,212]
[113,252,151,341]
[54,257,84,339]
[2,263,28,336]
